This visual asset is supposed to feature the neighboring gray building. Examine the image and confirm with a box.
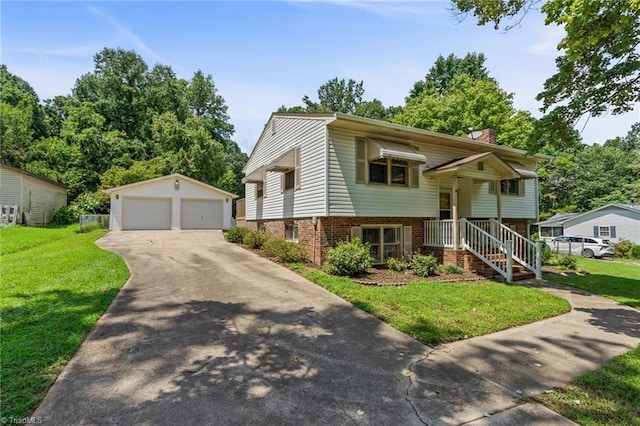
[535,203,640,244]
[0,163,67,225]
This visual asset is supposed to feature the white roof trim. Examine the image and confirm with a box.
[103,173,238,198]
[367,138,426,165]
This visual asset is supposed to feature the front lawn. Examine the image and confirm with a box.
[304,269,570,346]
[540,257,640,425]
[0,224,130,419]
[544,257,640,309]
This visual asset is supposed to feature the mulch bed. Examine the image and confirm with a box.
[351,267,488,286]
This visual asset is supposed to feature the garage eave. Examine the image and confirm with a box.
[104,173,238,198]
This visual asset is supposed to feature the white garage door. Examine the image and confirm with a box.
[181,199,223,229]
[123,197,171,230]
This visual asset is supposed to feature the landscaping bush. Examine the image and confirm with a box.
[540,242,554,265]
[226,226,249,243]
[557,254,578,270]
[242,230,270,249]
[263,237,309,263]
[52,205,79,225]
[387,257,409,272]
[323,238,374,277]
[443,264,464,274]
[410,253,440,277]
[613,239,640,259]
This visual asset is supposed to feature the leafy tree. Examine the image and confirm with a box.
[186,70,234,141]
[396,70,534,148]
[0,101,33,166]
[451,0,640,132]
[409,52,489,98]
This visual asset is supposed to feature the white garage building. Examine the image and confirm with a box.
[105,174,237,231]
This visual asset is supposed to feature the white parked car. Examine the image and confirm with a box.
[546,235,614,259]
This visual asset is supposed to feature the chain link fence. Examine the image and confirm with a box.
[79,214,110,232]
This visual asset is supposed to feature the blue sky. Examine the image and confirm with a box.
[2,1,638,154]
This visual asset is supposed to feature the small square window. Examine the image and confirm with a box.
[599,226,610,237]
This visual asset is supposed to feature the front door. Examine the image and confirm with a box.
[439,192,451,220]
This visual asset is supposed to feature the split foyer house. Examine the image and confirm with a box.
[241,113,549,282]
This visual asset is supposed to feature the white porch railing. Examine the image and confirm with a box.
[461,219,513,282]
[490,219,541,279]
[424,218,542,282]
[423,219,455,247]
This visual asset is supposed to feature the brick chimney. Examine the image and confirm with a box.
[467,128,497,144]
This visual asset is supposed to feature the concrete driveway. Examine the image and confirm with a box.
[33,231,580,425]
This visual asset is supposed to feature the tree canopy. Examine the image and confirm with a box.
[0,48,247,213]
[451,0,640,131]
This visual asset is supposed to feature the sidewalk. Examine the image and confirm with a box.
[408,279,640,424]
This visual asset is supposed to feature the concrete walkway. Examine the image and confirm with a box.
[32,231,639,425]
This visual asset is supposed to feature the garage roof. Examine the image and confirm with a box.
[103,173,238,198]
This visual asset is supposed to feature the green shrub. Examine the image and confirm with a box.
[52,206,79,225]
[387,257,409,272]
[410,253,440,277]
[557,254,577,270]
[323,238,374,277]
[540,242,554,265]
[242,230,270,249]
[226,226,249,243]
[613,239,640,259]
[263,237,309,263]
[443,263,464,274]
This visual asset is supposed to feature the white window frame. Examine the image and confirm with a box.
[285,224,298,242]
[256,182,264,198]
[356,138,418,188]
[489,179,524,196]
[598,226,610,238]
[361,225,402,264]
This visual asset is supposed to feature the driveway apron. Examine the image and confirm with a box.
[32,231,606,425]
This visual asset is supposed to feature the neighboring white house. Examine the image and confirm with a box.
[242,113,550,281]
[0,163,67,225]
[105,174,237,231]
[535,203,640,244]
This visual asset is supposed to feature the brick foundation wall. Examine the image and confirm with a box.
[422,247,498,278]
[502,218,532,238]
[247,216,433,265]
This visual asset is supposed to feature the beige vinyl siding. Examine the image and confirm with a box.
[244,116,327,220]
[22,175,67,224]
[328,128,437,217]
[472,178,537,218]
[0,167,22,205]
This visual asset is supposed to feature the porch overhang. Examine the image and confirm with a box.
[241,166,265,184]
[423,152,520,180]
[507,161,537,179]
[265,149,295,173]
[367,138,426,165]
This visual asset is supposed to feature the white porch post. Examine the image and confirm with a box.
[496,179,502,224]
[452,177,459,248]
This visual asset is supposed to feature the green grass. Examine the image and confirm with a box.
[537,343,640,425]
[1,224,130,419]
[304,269,570,346]
[540,257,640,425]
[544,257,640,309]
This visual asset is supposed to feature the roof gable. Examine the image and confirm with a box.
[0,163,67,189]
[103,173,238,198]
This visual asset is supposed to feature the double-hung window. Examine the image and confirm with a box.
[489,179,523,196]
[362,226,401,263]
[356,138,424,188]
